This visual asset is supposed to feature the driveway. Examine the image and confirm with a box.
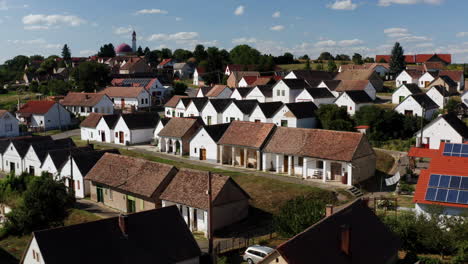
[75,199,120,218]
[52,129,80,140]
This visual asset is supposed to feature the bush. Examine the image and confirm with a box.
[173,82,188,95]
[418,256,442,264]
[452,241,468,264]
[399,183,415,194]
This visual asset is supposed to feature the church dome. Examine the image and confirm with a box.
[115,43,133,54]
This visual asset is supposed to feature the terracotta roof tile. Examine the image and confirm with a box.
[164,95,188,108]
[205,85,228,97]
[158,117,202,138]
[335,80,371,92]
[218,121,275,149]
[61,92,108,107]
[17,100,56,114]
[100,86,147,98]
[80,113,103,128]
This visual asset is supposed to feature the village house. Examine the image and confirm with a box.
[21,206,202,264]
[22,138,74,176]
[200,99,233,125]
[339,63,390,77]
[245,85,274,103]
[391,84,422,104]
[80,113,120,143]
[376,53,452,65]
[284,70,335,84]
[333,80,377,100]
[157,58,175,69]
[418,70,464,91]
[112,112,159,145]
[218,121,276,170]
[394,93,439,120]
[184,98,209,117]
[0,136,51,172]
[173,97,194,117]
[418,71,439,88]
[157,117,203,156]
[60,92,114,117]
[0,110,20,138]
[153,117,171,141]
[117,57,152,75]
[86,153,179,213]
[272,102,318,128]
[161,169,250,236]
[259,199,400,264]
[173,63,194,80]
[222,100,258,122]
[262,128,375,186]
[334,91,374,116]
[100,86,151,111]
[294,88,335,106]
[414,113,468,149]
[249,102,284,124]
[396,70,424,87]
[205,85,232,99]
[426,85,449,109]
[193,67,205,86]
[164,95,188,117]
[427,75,458,95]
[272,79,312,103]
[40,147,92,178]
[412,143,468,217]
[334,69,384,92]
[230,87,253,100]
[16,101,72,131]
[111,78,172,104]
[227,71,260,88]
[189,123,230,162]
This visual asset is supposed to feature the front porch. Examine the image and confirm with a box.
[218,145,262,170]
[262,153,353,186]
[157,137,183,156]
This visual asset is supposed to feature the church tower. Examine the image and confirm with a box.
[132,31,137,52]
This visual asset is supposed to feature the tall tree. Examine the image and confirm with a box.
[98,43,116,57]
[137,46,144,56]
[61,44,71,66]
[143,47,151,55]
[193,45,208,62]
[390,42,406,74]
[352,53,363,65]
[173,49,193,62]
[327,60,337,72]
[229,45,261,65]
[318,52,334,61]
[160,48,172,59]
[71,61,110,92]
[304,59,311,70]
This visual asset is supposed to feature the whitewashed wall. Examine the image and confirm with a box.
[189,128,218,162]
[415,117,464,149]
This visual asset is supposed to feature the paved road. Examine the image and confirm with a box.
[52,129,80,140]
[76,199,120,218]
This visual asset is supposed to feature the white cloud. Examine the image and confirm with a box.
[272,11,280,18]
[147,32,199,41]
[378,0,443,7]
[9,38,46,45]
[234,5,245,16]
[384,27,410,38]
[270,25,285,31]
[414,43,434,48]
[232,37,258,44]
[0,0,29,10]
[44,43,61,49]
[22,14,86,30]
[398,35,431,42]
[339,39,364,46]
[113,26,132,35]
[314,38,364,47]
[79,50,96,56]
[456,32,468,38]
[175,17,182,21]
[327,0,358,10]
[135,9,168,15]
[315,40,337,47]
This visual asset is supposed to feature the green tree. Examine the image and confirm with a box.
[327,60,337,72]
[193,44,208,62]
[143,47,151,55]
[47,79,72,96]
[145,50,160,67]
[363,57,375,63]
[316,63,324,71]
[274,196,326,237]
[304,59,311,70]
[173,49,193,62]
[299,54,310,60]
[335,54,350,61]
[173,81,188,95]
[389,42,406,74]
[316,104,354,131]
[445,98,459,113]
[160,48,172,59]
[352,53,363,65]
[38,57,58,75]
[71,61,110,92]
[229,45,261,65]
[98,43,116,57]
[318,52,334,61]
[5,174,75,235]
[61,44,71,65]
[137,46,144,56]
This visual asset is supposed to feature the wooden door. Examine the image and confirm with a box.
[10,162,15,173]
[200,149,207,160]
[121,98,125,109]
[101,131,106,142]
[240,149,245,166]
[291,156,295,175]
[330,163,342,181]
[96,187,104,203]
[127,198,136,213]
[283,155,289,173]
[404,110,413,116]
[119,132,124,144]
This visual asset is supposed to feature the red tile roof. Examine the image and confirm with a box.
[375,54,451,64]
[241,76,259,86]
[158,58,172,67]
[439,70,463,82]
[408,147,440,159]
[17,100,56,114]
[218,121,276,149]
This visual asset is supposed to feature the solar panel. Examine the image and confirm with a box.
[443,143,468,157]
[425,174,468,205]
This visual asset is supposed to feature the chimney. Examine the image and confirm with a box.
[118,214,128,237]
[85,94,90,100]
[325,204,334,217]
[340,225,351,256]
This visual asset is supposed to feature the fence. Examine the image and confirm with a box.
[213,232,277,256]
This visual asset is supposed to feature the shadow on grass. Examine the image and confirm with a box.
[359,170,397,193]
[214,206,274,239]
[0,247,19,264]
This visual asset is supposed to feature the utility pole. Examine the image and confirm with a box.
[207,172,214,261]
[419,103,425,148]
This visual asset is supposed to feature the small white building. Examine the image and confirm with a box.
[426,85,449,109]
[272,102,318,128]
[418,72,437,88]
[3,141,29,175]
[113,113,159,145]
[200,99,233,125]
[222,100,258,123]
[164,95,188,118]
[157,117,202,156]
[193,67,205,86]
[295,88,336,106]
[173,63,194,80]
[16,100,72,131]
[394,93,439,120]
[184,98,209,117]
[111,78,172,105]
[173,97,193,118]
[80,113,120,143]
[414,113,468,149]
[23,138,74,177]
[272,79,311,103]
[153,117,171,141]
[230,87,253,101]
[334,80,377,100]
[396,70,423,87]
[60,92,114,117]
[245,85,274,103]
[0,110,20,138]
[189,123,230,162]
[100,86,151,111]
[391,84,422,105]
[334,91,374,116]
[249,102,284,124]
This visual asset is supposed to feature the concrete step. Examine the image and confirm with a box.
[347,186,364,198]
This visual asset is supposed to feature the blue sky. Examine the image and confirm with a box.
[1,0,468,63]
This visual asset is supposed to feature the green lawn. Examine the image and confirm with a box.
[0,92,40,111]
[0,209,101,263]
[32,129,63,137]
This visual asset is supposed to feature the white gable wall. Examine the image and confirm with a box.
[392,86,412,104]
[222,103,246,122]
[249,106,269,123]
[419,73,435,88]
[3,143,23,175]
[80,127,99,142]
[272,81,301,103]
[396,71,417,87]
[201,103,220,125]
[246,87,268,102]
[426,88,447,109]
[271,105,301,128]
[185,102,202,117]
[394,96,437,120]
[24,147,43,176]
[175,101,187,117]
[229,89,243,100]
[462,92,468,106]
[0,112,19,138]
[238,78,249,88]
[23,237,45,264]
[60,158,87,198]
[415,117,464,149]
[335,93,358,115]
[96,118,114,143]
[40,154,60,177]
[189,128,218,162]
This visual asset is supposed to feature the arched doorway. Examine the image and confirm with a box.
[175,140,181,154]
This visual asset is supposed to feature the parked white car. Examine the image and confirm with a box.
[243,245,274,264]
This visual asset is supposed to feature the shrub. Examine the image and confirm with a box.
[418,256,441,264]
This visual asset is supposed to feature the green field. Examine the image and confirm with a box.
[0,92,40,111]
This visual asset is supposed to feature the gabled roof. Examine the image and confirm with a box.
[29,138,75,162]
[429,85,449,97]
[257,102,284,118]
[241,76,259,86]
[0,136,52,155]
[99,86,147,98]
[335,80,371,93]
[255,85,274,98]
[158,117,202,138]
[188,97,209,111]
[68,149,120,176]
[439,70,463,82]
[440,113,468,138]
[119,112,159,130]
[252,76,276,86]
[160,169,250,211]
[205,85,229,97]
[29,206,201,264]
[264,127,372,162]
[410,93,439,109]
[289,70,335,82]
[164,95,188,108]
[112,78,159,91]
[404,69,424,79]
[281,79,312,90]
[17,100,56,115]
[321,80,342,91]
[284,102,318,119]
[218,121,276,149]
[400,83,422,94]
[235,87,254,97]
[208,99,234,113]
[343,91,374,104]
[102,114,120,128]
[272,199,400,264]
[158,58,173,67]
[303,88,335,99]
[61,93,108,107]
[202,123,230,142]
[45,147,93,171]
[197,86,213,97]
[157,117,171,127]
[334,69,377,81]
[233,100,258,115]
[80,113,103,128]
[85,153,177,198]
